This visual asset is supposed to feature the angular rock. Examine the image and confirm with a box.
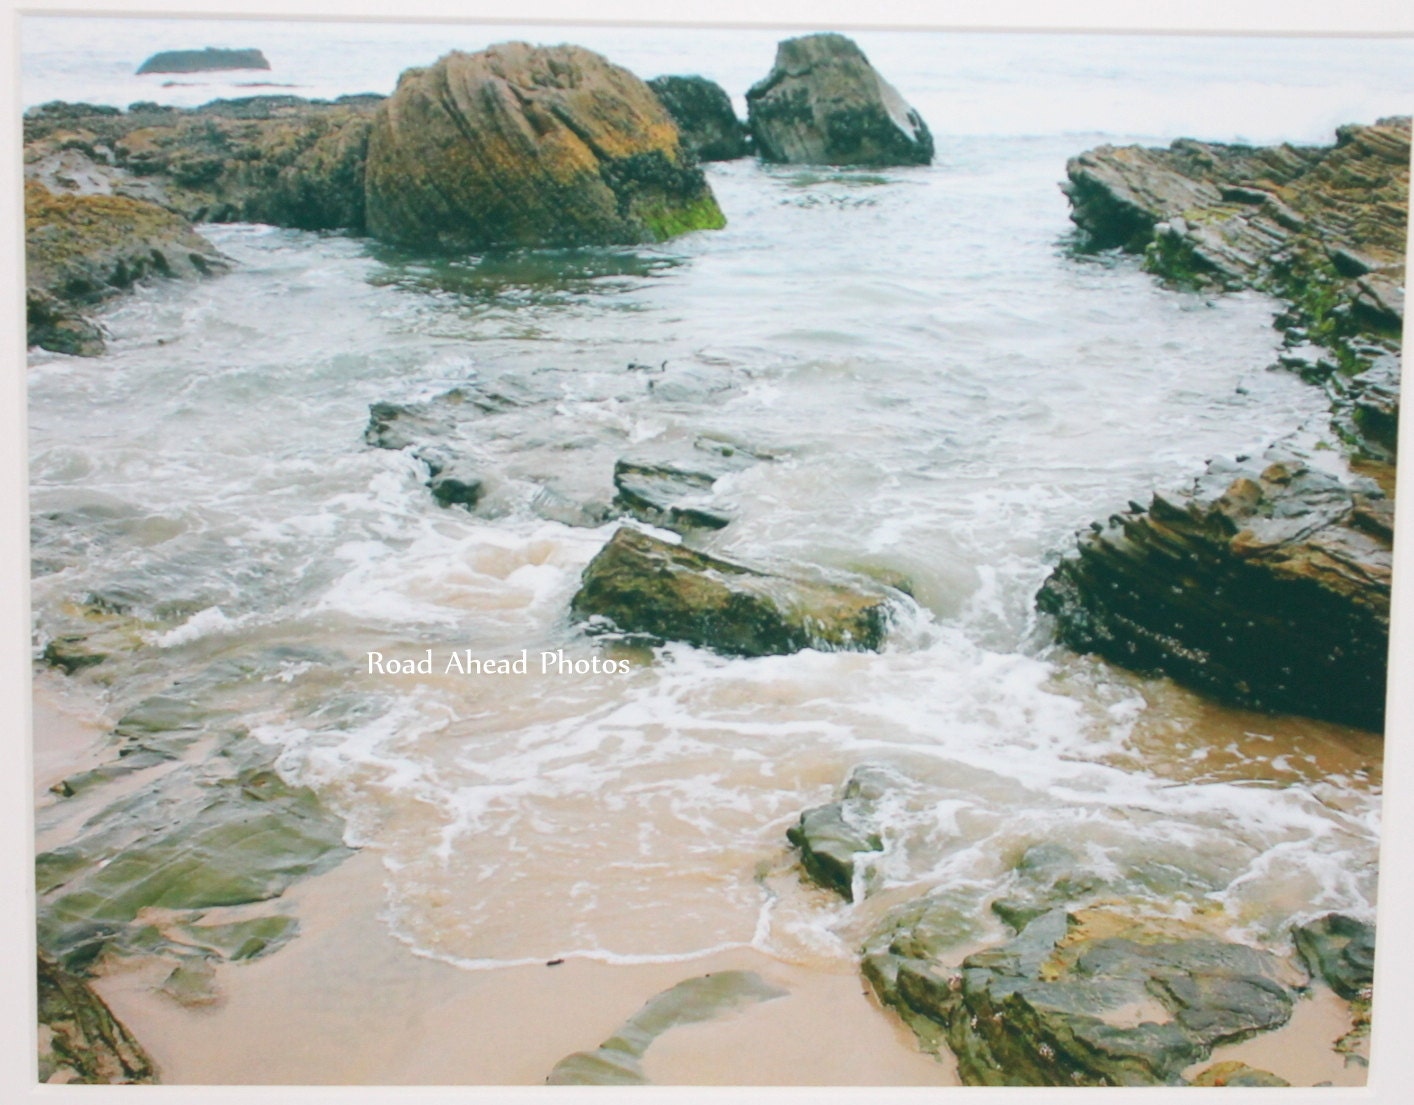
[136,47,270,75]
[746,33,932,167]
[1293,914,1375,1001]
[867,907,1300,1087]
[364,44,725,250]
[570,526,896,657]
[25,180,228,355]
[1038,453,1391,732]
[38,953,156,1084]
[786,764,901,901]
[648,75,749,161]
[1191,1061,1289,1087]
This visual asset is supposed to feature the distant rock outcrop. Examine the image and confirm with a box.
[364,44,726,250]
[746,33,932,166]
[648,75,749,161]
[137,47,271,75]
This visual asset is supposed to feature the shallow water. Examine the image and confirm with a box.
[26,20,1400,1000]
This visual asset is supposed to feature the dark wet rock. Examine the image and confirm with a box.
[38,952,156,1084]
[548,970,787,1084]
[137,47,271,75]
[1038,453,1391,732]
[1191,1061,1290,1087]
[425,458,485,511]
[786,764,902,901]
[648,75,749,161]
[364,44,725,251]
[612,449,754,532]
[866,907,1301,1087]
[746,33,932,166]
[36,726,350,975]
[570,526,897,657]
[1293,914,1375,1001]
[24,179,228,356]
[990,843,1104,933]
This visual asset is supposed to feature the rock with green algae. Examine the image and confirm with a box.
[547,970,787,1084]
[864,906,1303,1087]
[746,33,933,167]
[570,526,898,657]
[364,43,726,251]
[25,179,228,355]
[38,952,156,1084]
[36,726,349,975]
[785,764,905,902]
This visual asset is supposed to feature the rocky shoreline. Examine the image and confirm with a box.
[26,31,1401,1090]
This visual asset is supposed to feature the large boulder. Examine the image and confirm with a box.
[570,527,896,657]
[745,33,932,166]
[364,44,726,250]
[647,75,749,161]
[25,180,228,355]
[1037,453,1391,732]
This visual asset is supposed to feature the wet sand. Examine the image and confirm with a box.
[35,678,1370,1087]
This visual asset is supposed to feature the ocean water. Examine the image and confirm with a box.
[24,17,1407,977]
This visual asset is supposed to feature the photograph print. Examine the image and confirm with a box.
[19,7,1411,1089]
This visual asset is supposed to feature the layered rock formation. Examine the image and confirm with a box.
[364,44,725,250]
[647,75,749,161]
[1037,453,1393,731]
[1042,119,1407,731]
[746,33,932,166]
[38,953,155,1083]
[570,527,897,657]
[864,906,1305,1087]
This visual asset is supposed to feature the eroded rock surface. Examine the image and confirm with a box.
[38,953,156,1084]
[865,907,1302,1087]
[1038,453,1392,731]
[364,44,725,250]
[746,33,932,166]
[25,180,228,355]
[570,527,898,657]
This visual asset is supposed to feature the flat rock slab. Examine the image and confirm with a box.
[1038,452,1392,731]
[548,970,787,1084]
[865,907,1301,1087]
[747,33,933,166]
[570,526,896,657]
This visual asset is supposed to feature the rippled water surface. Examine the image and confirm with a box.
[26,20,1406,974]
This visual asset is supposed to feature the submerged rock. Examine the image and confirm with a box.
[136,47,270,75]
[570,527,896,657]
[786,764,901,901]
[612,447,755,532]
[648,75,749,161]
[38,953,156,1084]
[548,970,787,1084]
[364,44,725,250]
[1038,453,1391,732]
[865,907,1301,1086]
[746,33,932,166]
